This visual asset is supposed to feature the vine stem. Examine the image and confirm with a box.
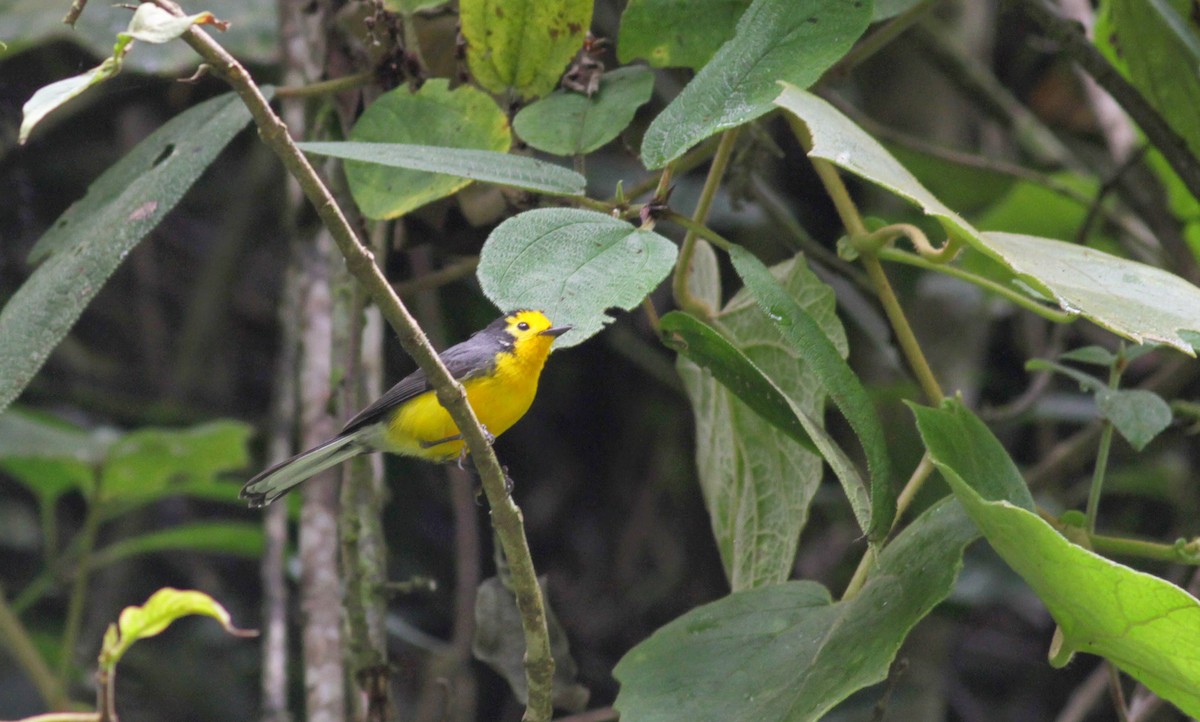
[672,127,741,318]
[58,471,103,684]
[1085,363,1122,536]
[0,589,68,709]
[156,3,554,718]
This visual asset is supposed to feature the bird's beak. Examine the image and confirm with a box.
[540,325,572,338]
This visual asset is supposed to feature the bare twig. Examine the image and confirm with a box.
[155,2,555,717]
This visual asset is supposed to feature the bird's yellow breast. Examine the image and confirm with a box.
[383,335,554,461]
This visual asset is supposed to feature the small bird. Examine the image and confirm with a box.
[241,309,570,507]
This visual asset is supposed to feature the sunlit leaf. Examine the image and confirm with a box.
[99,588,256,669]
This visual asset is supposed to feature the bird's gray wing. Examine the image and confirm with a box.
[338,339,500,435]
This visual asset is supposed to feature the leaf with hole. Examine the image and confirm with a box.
[0,92,257,414]
[476,208,676,348]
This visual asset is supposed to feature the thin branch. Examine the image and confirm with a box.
[157,3,555,717]
[672,128,740,318]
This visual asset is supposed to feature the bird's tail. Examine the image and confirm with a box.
[241,434,363,507]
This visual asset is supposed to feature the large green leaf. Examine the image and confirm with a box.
[0,0,276,73]
[726,246,894,541]
[298,142,585,196]
[775,84,1200,354]
[343,80,511,219]
[613,496,978,722]
[617,0,752,69]
[915,398,1200,719]
[0,92,256,414]
[674,250,845,588]
[460,0,594,100]
[476,208,676,348]
[98,421,253,503]
[513,67,655,156]
[640,0,870,169]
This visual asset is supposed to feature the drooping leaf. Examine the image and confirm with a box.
[674,247,847,589]
[617,0,752,69]
[343,79,511,219]
[660,311,816,452]
[640,0,870,169]
[91,522,265,568]
[613,496,979,722]
[513,66,655,156]
[775,84,1200,355]
[99,588,256,670]
[0,92,257,414]
[726,245,894,541]
[915,398,1200,719]
[476,208,676,348]
[472,576,589,712]
[460,0,594,100]
[299,142,585,196]
[19,52,126,144]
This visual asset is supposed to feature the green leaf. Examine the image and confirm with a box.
[99,421,253,503]
[983,231,1200,354]
[298,142,585,196]
[726,245,894,541]
[640,0,870,169]
[0,457,94,506]
[513,66,655,156]
[19,53,125,144]
[0,92,257,414]
[617,0,752,69]
[99,588,256,669]
[918,399,1200,719]
[674,253,860,588]
[460,0,594,100]
[91,522,265,568]
[1098,0,1200,163]
[613,496,979,722]
[1058,345,1118,367]
[1024,358,1107,393]
[660,311,816,452]
[775,84,1200,355]
[343,79,511,219]
[1096,388,1173,452]
[909,399,1034,510]
[383,0,448,12]
[476,208,676,349]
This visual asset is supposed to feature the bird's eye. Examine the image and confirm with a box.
[517,321,530,331]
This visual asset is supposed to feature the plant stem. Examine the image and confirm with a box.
[0,589,69,709]
[1085,364,1121,535]
[58,473,103,684]
[275,71,375,99]
[158,4,555,717]
[672,128,740,318]
[876,247,1076,323]
[393,257,479,297]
